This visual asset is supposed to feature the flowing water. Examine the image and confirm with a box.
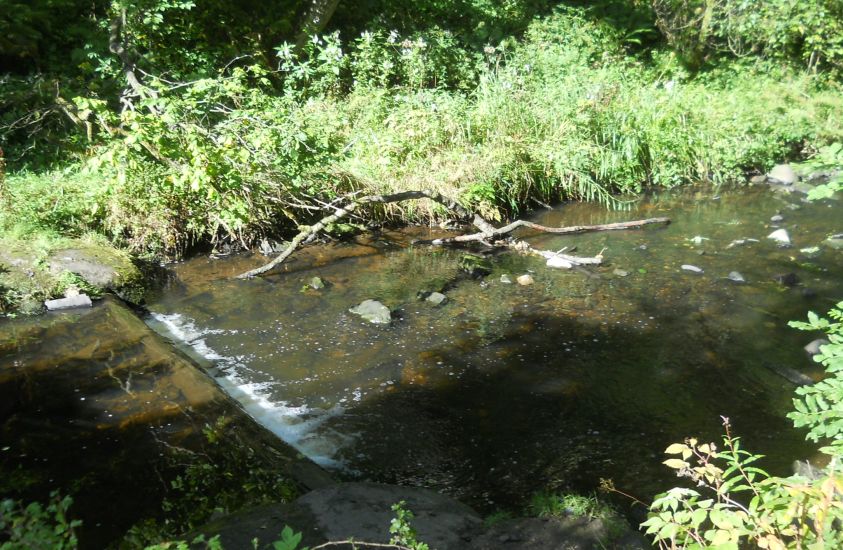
[143,184,842,513]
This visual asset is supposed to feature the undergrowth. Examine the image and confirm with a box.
[3,7,842,258]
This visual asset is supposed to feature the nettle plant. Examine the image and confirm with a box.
[643,302,843,549]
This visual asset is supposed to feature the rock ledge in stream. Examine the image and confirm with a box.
[196,482,483,550]
[299,483,483,549]
[0,239,146,314]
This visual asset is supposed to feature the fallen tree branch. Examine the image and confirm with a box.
[430,217,671,245]
[235,190,670,279]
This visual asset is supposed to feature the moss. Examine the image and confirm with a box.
[0,233,148,315]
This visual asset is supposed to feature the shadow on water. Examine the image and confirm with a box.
[144,184,840,518]
[0,299,304,548]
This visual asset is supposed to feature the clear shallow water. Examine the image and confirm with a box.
[146,184,842,513]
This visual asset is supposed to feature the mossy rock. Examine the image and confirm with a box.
[0,238,147,314]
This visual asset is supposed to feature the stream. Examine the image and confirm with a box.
[142,183,841,513]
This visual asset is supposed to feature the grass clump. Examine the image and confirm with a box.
[530,490,630,542]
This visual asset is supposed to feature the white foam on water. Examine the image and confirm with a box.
[146,312,350,469]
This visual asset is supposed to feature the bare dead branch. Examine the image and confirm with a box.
[235,190,670,279]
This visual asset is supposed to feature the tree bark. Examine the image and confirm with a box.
[294,0,342,50]
[235,190,670,279]
[108,12,159,111]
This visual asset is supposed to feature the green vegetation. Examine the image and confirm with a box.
[2,1,843,271]
[120,417,299,548]
[530,490,630,543]
[640,303,843,549]
[0,491,80,550]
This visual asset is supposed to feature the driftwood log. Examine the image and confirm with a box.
[235,190,670,279]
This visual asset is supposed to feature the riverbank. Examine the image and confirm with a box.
[3,7,843,294]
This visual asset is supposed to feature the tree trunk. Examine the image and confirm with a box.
[294,0,342,50]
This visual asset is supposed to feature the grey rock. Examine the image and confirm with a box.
[259,239,274,256]
[349,300,391,324]
[468,517,646,550]
[750,174,768,184]
[613,269,629,277]
[426,292,448,306]
[297,483,483,550]
[49,251,119,287]
[500,274,513,284]
[804,339,829,356]
[45,294,93,311]
[308,276,326,290]
[681,264,704,274]
[768,164,798,185]
[517,274,534,286]
[767,228,791,245]
[727,271,745,283]
[770,214,784,223]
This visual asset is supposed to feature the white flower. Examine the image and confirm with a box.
[387,30,399,44]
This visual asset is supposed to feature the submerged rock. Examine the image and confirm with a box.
[45,294,93,310]
[681,264,704,274]
[768,164,798,185]
[613,269,629,277]
[765,363,814,386]
[727,271,746,283]
[308,276,327,290]
[773,273,800,287]
[767,229,791,245]
[349,300,392,324]
[770,214,784,223]
[459,254,492,278]
[825,234,843,250]
[517,274,534,286]
[500,274,513,284]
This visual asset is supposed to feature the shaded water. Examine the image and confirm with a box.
[0,298,305,547]
[76,189,828,510]
[145,184,842,514]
